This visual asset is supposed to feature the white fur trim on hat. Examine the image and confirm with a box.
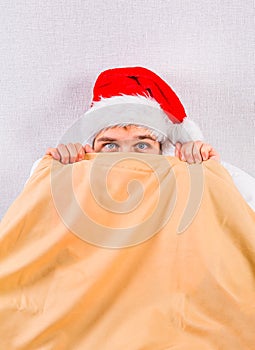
[91,94,160,110]
[90,95,204,145]
[60,95,204,155]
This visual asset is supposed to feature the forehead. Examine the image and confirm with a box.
[95,125,156,140]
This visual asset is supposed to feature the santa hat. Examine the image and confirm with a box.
[80,66,204,153]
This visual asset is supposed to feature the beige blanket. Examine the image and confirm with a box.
[1,154,255,349]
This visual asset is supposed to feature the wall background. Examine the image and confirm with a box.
[1,0,254,218]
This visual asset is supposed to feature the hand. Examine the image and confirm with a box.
[175,141,220,164]
[46,143,94,164]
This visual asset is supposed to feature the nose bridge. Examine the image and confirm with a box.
[119,140,133,152]
[119,143,132,152]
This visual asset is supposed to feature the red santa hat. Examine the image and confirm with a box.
[81,66,204,153]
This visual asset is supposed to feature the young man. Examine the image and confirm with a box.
[44,66,219,165]
[29,66,254,211]
[3,69,255,350]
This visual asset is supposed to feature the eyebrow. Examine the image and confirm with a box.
[137,135,157,141]
[96,135,157,143]
[96,137,118,143]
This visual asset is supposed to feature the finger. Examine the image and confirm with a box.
[200,144,211,161]
[181,142,195,164]
[84,144,94,153]
[66,143,79,163]
[175,142,182,158]
[57,144,71,164]
[192,141,203,163]
[75,143,86,161]
[45,147,61,160]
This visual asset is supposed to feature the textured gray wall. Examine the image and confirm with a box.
[1,0,254,218]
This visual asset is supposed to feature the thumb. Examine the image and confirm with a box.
[209,149,220,162]
[84,144,94,153]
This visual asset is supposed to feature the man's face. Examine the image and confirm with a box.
[93,125,162,154]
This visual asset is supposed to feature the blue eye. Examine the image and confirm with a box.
[136,142,149,150]
[103,143,118,150]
